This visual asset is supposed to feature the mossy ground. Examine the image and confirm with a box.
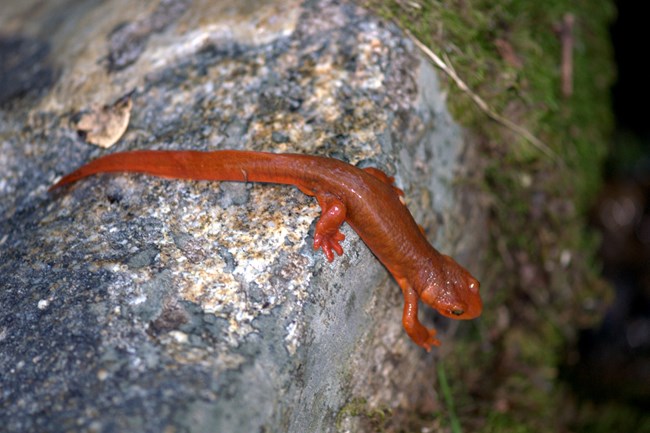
[359,1,648,432]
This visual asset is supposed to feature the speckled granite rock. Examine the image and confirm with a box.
[0,0,482,432]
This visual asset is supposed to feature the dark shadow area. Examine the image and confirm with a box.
[564,0,650,417]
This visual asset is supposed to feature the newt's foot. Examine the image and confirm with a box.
[416,328,441,352]
[313,197,347,262]
[313,230,345,262]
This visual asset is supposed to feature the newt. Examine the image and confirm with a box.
[51,150,482,350]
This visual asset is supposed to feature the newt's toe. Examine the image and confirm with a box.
[419,329,441,351]
[313,231,345,262]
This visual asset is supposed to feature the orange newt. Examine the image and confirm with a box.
[51,150,482,350]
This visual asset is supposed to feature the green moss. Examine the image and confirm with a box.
[484,411,542,433]
[336,397,391,432]
[362,0,618,431]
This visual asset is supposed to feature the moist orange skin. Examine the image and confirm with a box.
[51,150,482,350]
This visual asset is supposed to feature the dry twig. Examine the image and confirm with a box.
[560,14,575,98]
[407,30,558,161]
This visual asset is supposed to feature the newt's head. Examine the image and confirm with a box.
[420,255,482,320]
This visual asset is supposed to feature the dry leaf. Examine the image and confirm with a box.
[494,38,523,69]
[74,93,133,148]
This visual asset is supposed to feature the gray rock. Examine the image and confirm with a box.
[0,0,483,432]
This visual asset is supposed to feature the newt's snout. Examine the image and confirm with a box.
[435,277,482,320]
[420,256,482,320]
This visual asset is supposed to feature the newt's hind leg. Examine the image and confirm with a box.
[312,193,347,262]
[363,167,404,199]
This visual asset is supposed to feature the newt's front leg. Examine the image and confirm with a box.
[399,282,441,351]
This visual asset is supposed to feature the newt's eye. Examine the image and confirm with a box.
[450,309,464,316]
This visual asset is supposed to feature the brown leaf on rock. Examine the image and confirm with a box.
[73,92,133,148]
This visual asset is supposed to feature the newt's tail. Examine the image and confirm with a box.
[49,150,296,191]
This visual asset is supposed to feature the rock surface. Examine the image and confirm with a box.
[0,0,482,431]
